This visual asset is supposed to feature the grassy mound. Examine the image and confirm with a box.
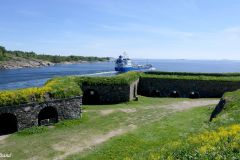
[0,76,81,107]
[0,94,238,159]
[2,70,240,107]
[148,124,240,160]
[145,71,240,77]
[0,72,140,107]
[141,90,240,160]
[141,72,240,81]
[76,71,140,86]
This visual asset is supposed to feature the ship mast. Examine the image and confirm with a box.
[123,51,129,59]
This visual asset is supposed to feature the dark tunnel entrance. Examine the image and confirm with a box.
[151,90,161,97]
[0,113,18,135]
[169,90,180,98]
[38,107,58,126]
[189,91,200,98]
[83,89,100,104]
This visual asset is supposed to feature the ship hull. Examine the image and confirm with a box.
[115,66,152,72]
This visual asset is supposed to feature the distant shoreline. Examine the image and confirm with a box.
[0,58,109,70]
[0,46,111,70]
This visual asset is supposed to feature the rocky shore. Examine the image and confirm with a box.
[0,58,104,70]
[0,57,53,70]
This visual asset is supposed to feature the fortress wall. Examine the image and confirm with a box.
[3,74,240,133]
[82,80,139,104]
[0,96,82,132]
[138,78,240,98]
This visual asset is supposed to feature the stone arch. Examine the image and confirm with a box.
[189,91,200,98]
[83,89,100,104]
[151,90,161,97]
[38,107,58,126]
[0,113,18,135]
[169,90,180,98]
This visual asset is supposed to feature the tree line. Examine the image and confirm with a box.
[0,46,110,63]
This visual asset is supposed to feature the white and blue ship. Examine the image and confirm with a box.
[115,55,155,72]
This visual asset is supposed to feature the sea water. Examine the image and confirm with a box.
[1,59,240,90]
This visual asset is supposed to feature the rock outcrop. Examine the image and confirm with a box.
[0,57,53,69]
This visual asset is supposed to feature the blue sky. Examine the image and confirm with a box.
[1,0,240,59]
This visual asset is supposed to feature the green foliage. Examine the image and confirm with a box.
[223,89,240,106]
[0,46,7,61]
[46,76,82,99]
[0,45,110,62]
[0,87,52,107]
[145,71,240,77]
[75,71,140,86]
[141,72,240,81]
[0,76,82,107]
[34,54,109,63]
[0,72,139,107]
[138,90,240,160]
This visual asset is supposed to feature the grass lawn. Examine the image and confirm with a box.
[0,96,218,160]
[66,103,214,160]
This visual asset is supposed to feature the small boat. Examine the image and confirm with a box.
[115,54,155,72]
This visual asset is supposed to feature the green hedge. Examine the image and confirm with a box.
[0,72,140,107]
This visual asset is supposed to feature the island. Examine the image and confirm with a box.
[0,46,110,69]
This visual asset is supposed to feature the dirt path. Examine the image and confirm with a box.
[53,124,137,160]
[160,99,219,111]
[52,99,218,160]
[0,135,9,142]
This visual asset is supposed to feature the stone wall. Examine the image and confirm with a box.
[82,80,139,104]
[138,78,240,98]
[5,75,240,133]
[129,79,139,100]
[0,96,82,132]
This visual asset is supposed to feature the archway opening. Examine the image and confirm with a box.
[0,113,18,135]
[169,91,180,98]
[38,107,58,126]
[151,90,161,97]
[83,89,100,104]
[189,91,200,98]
